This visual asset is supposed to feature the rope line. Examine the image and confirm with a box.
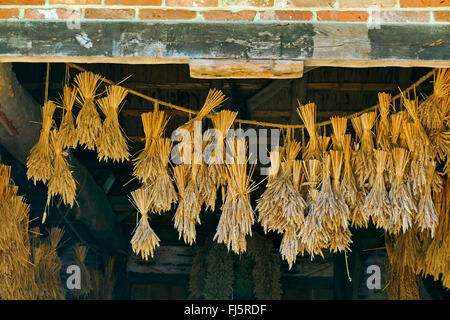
[67,63,436,130]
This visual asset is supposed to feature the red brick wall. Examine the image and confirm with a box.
[0,0,448,23]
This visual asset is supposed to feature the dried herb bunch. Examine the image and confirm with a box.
[26,101,57,185]
[214,137,255,254]
[388,148,416,235]
[97,85,130,163]
[129,188,160,260]
[74,71,103,150]
[58,85,78,149]
[46,129,77,208]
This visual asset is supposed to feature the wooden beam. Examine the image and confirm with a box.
[0,21,448,67]
[247,80,293,112]
[189,59,303,79]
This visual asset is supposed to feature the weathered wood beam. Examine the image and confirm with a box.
[0,22,448,67]
[247,80,293,112]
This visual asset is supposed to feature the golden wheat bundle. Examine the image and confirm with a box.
[72,244,92,298]
[173,164,201,245]
[342,135,367,228]
[214,137,255,254]
[297,103,321,160]
[58,85,78,149]
[402,97,429,145]
[390,111,406,148]
[209,110,238,190]
[376,92,392,150]
[327,150,352,253]
[74,71,103,151]
[26,101,57,185]
[330,117,347,151]
[415,160,439,238]
[46,130,77,208]
[421,176,450,281]
[280,226,302,270]
[182,89,226,132]
[147,138,178,213]
[129,188,161,260]
[362,149,392,230]
[354,112,377,188]
[96,85,129,163]
[388,148,416,235]
[133,110,169,184]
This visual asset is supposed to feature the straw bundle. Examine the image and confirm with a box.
[46,130,77,208]
[173,164,201,245]
[182,89,226,132]
[362,150,392,230]
[72,245,91,298]
[376,93,392,150]
[390,112,406,148]
[330,117,347,151]
[342,135,367,228]
[58,85,78,149]
[129,188,160,260]
[133,110,169,184]
[74,71,103,151]
[214,137,255,254]
[354,112,377,188]
[297,103,320,160]
[147,138,178,213]
[96,85,129,163]
[415,160,439,237]
[26,101,57,185]
[388,148,416,235]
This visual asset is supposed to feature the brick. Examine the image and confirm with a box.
[260,10,312,21]
[339,0,396,8]
[0,9,19,19]
[378,11,431,23]
[165,0,218,7]
[434,11,450,21]
[201,10,256,21]
[84,9,135,20]
[104,0,162,5]
[222,0,274,7]
[277,0,337,7]
[317,10,368,22]
[400,0,450,7]
[139,9,196,20]
[24,8,82,20]
[49,0,101,4]
[0,0,44,4]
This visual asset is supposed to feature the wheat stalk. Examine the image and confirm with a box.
[58,85,78,149]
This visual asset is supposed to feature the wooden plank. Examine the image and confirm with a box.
[0,21,448,67]
[247,80,293,111]
[189,59,303,79]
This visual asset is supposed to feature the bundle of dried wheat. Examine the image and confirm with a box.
[147,138,178,213]
[58,85,78,149]
[46,130,77,208]
[376,93,392,150]
[74,71,103,150]
[26,101,57,185]
[390,111,407,148]
[214,137,255,254]
[129,188,160,260]
[353,112,377,188]
[342,135,367,228]
[208,110,238,200]
[330,117,347,151]
[72,245,91,298]
[388,148,416,235]
[97,85,129,163]
[362,149,392,230]
[297,103,321,160]
[328,150,352,253]
[415,160,439,237]
[173,164,201,245]
[133,110,169,184]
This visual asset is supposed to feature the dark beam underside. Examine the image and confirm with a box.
[0,21,448,67]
